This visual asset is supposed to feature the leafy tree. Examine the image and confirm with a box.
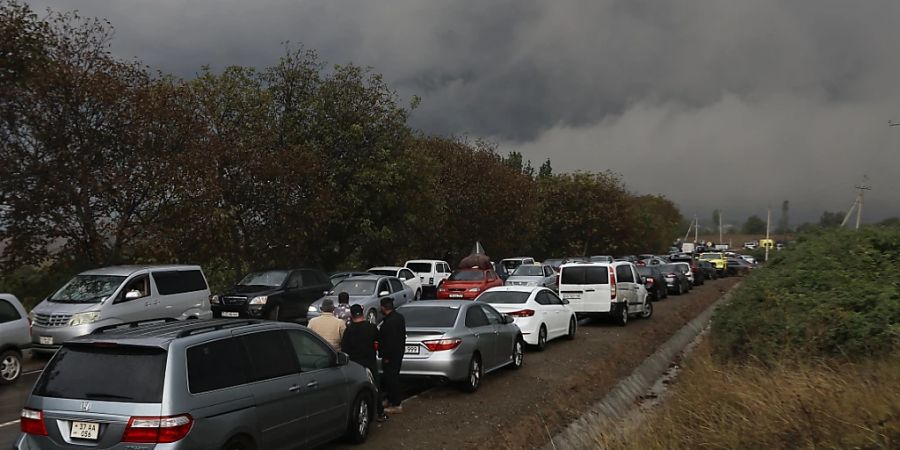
[742,215,767,234]
[538,158,553,179]
[777,200,790,233]
[819,211,845,228]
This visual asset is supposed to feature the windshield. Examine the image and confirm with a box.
[238,270,288,287]
[448,270,485,282]
[512,265,544,277]
[399,306,460,328]
[406,263,433,273]
[700,254,723,260]
[332,279,376,296]
[636,267,654,276]
[589,256,612,262]
[50,275,126,303]
[476,291,529,304]
[501,260,524,271]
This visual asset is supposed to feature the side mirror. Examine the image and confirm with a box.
[125,290,142,300]
[502,314,514,324]
[378,291,390,297]
[335,352,349,366]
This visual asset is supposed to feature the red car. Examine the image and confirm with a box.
[436,269,503,300]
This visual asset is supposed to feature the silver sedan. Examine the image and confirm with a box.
[397,301,524,392]
[504,264,558,290]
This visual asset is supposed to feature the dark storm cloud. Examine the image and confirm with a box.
[29,0,900,223]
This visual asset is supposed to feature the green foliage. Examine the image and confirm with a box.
[741,215,766,234]
[712,226,900,361]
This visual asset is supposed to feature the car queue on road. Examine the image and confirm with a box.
[2,248,754,450]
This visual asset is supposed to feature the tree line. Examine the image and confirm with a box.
[0,1,682,297]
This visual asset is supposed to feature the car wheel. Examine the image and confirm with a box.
[266,305,280,321]
[366,309,378,325]
[640,299,653,319]
[510,337,525,369]
[0,350,22,385]
[535,325,548,351]
[345,391,372,444]
[565,316,577,340]
[415,289,422,301]
[614,303,628,327]
[661,286,668,299]
[221,436,254,450]
[461,354,482,393]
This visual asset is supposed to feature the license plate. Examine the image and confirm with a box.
[39,336,53,345]
[222,311,239,318]
[449,294,463,298]
[562,293,580,300]
[70,421,99,440]
[405,345,420,354]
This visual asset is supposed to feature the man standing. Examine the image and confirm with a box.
[308,299,346,350]
[334,292,352,324]
[377,297,406,413]
[342,304,387,421]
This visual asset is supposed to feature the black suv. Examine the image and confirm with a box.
[211,269,332,322]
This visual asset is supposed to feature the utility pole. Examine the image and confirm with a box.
[765,206,771,262]
[841,177,871,230]
[718,212,723,246]
[694,214,699,244]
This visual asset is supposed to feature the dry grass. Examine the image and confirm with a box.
[599,341,900,450]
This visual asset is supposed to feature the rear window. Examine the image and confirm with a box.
[560,266,609,285]
[406,263,433,273]
[399,306,460,328]
[448,270,485,281]
[153,270,208,295]
[476,291,529,304]
[34,345,166,403]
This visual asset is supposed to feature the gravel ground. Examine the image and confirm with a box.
[330,277,741,450]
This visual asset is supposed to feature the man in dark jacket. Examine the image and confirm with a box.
[342,304,387,421]
[377,297,406,413]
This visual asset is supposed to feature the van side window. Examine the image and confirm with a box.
[615,266,634,283]
[287,330,334,371]
[0,299,21,323]
[241,331,300,381]
[153,270,208,295]
[465,306,490,328]
[119,275,150,302]
[187,337,252,393]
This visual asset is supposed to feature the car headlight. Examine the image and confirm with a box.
[467,287,481,292]
[249,296,268,305]
[308,305,318,312]
[68,311,100,326]
[209,295,220,305]
[28,310,36,322]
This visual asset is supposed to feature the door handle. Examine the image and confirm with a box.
[305,381,318,389]
[289,385,301,392]
[584,289,595,292]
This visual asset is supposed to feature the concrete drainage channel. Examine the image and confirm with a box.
[541,283,741,450]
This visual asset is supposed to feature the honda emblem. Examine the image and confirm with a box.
[80,401,91,412]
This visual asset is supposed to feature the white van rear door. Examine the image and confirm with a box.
[559,266,611,313]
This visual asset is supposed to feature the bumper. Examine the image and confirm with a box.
[511,317,540,345]
[30,324,96,352]
[211,304,266,319]
[436,291,479,300]
[16,434,187,449]
[400,351,471,381]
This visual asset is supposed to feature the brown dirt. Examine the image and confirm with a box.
[330,277,741,450]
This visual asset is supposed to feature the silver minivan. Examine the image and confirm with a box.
[29,265,212,352]
[16,319,376,449]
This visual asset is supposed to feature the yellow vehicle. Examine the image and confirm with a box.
[699,252,727,272]
[759,239,775,249]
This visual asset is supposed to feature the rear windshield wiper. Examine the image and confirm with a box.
[83,393,134,400]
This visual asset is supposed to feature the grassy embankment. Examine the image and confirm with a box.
[603,226,900,449]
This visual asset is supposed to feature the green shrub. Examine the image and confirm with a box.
[712,226,900,361]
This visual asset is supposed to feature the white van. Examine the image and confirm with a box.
[29,265,212,352]
[404,259,452,292]
[557,262,652,326]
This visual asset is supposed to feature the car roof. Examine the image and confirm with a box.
[68,319,278,349]
[368,266,403,271]
[334,274,389,282]
[481,286,545,294]
[559,261,622,268]
[400,300,471,308]
[501,257,533,261]
[79,265,201,277]
[405,259,446,264]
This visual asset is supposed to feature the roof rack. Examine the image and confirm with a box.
[91,318,180,335]
[175,320,261,338]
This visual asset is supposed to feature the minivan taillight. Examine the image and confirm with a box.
[609,266,617,300]
[21,408,47,436]
[122,414,193,443]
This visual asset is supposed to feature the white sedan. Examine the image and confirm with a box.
[368,266,424,300]
[475,286,576,351]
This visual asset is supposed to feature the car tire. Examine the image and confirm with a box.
[266,305,280,321]
[640,299,653,319]
[535,325,548,351]
[461,354,482,393]
[366,309,378,325]
[510,337,525,369]
[221,436,255,450]
[0,350,22,385]
[614,303,628,327]
[565,316,577,340]
[415,289,421,301]
[345,391,373,444]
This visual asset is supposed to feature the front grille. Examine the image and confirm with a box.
[448,288,466,292]
[33,313,72,327]
[222,296,248,306]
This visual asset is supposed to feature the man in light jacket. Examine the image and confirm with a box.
[308,298,346,350]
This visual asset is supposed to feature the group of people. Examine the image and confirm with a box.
[307,292,407,420]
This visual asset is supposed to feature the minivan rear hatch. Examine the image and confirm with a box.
[24,343,167,447]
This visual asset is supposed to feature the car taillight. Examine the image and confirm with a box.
[608,266,617,300]
[122,415,193,444]
[422,338,462,352]
[645,278,655,285]
[21,409,47,436]
[668,272,677,277]
[507,309,535,317]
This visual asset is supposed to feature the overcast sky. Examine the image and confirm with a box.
[30,0,900,225]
